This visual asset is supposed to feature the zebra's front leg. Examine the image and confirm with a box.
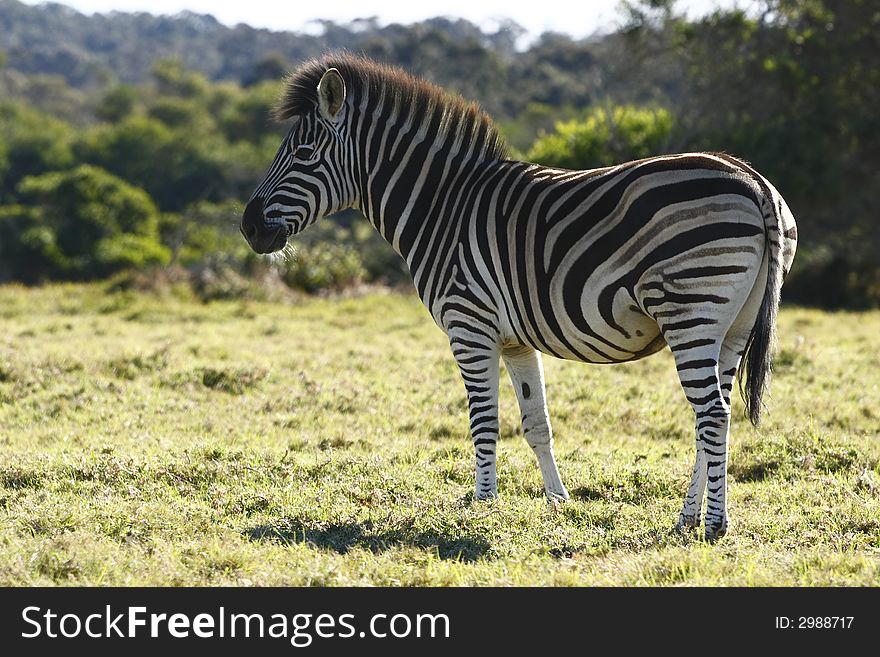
[502,345,568,502]
[449,332,501,500]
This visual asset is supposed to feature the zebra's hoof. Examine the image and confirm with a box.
[546,488,570,503]
[675,513,701,532]
[704,521,728,543]
[474,490,499,502]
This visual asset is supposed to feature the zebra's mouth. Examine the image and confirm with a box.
[243,222,288,254]
[241,196,290,254]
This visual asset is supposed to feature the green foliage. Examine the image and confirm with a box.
[0,1,877,305]
[95,85,137,123]
[500,103,582,154]
[1,165,169,280]
[72,82,279,214]
[243,53,288,87]
[95,234,172,271]
[350,219,411,285]
[279,214,411,292]
[160,201,250,266]
[152,58,212,99]
[783,244,880,311]
[188,257,260,302]
[0,137,8,188]
[279,243,367,293]
[661,0,880,305]
[75,116,225,211]
[147,97,205,129]
[527,105,674,169]
[0,205,46,281]
[218,81,282,144]
[0,102,75,196]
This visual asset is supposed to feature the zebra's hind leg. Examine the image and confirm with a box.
[671,341,731,542]
[675,442,707,531]
[502,345,569,502]
[449,331,501,500]
[702,328,752,540]
[673,350,714,533]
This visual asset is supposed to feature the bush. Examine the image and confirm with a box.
[95,85,137,122]
[0,101,75,197]
[95,234,173,271]
[278,243,367,293]
[0,205,50,281]
[189,254,259,301]
[348,219,410,286]
[0,165,169,281]
[159,200,255,267]
[526,105,674,169]
[75,116,225,211]
[783,245,880,309]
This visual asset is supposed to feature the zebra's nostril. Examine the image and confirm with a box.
[241,197,266,244]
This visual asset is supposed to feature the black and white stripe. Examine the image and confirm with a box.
[242,54,798,541]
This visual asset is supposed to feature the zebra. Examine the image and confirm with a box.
[240,54,797,541]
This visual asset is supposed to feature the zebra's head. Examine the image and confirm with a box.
[241,67,355,254]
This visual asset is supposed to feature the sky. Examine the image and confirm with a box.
[20,0,757,39]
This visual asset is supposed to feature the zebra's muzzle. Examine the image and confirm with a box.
[240,197,288,254]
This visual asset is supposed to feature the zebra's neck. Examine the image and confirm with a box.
[350,104,508,267]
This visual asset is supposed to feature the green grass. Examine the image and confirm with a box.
[0,283,878,585]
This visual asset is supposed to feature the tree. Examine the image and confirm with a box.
[95,85,137,122]
[243,53,288,87]
[218,81,283,145]
[1,165,169,281]
[666,0,880,306]
[75,116,225,211]
[152,58,211,98]
[0,102,75,198]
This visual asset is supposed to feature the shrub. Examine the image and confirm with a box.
[278,243,367,293]
[526,105,674,169]
[189,254,258,301]
[159,201,254,267]
[0,101,75,197]
[1,165,169,281]
[75,116,225,211]
[783,245,880,309]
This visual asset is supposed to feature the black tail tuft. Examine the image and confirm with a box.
[739,287,776,427]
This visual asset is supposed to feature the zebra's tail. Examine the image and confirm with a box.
[739,180,796,427]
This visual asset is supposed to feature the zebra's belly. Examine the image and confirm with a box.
[506,289,666,364]
[534,331,667,364]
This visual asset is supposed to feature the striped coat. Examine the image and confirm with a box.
[241,54,797,541]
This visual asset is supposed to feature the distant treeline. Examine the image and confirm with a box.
[0,0,877,307]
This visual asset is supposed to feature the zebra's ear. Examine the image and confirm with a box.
[317,68,346,122]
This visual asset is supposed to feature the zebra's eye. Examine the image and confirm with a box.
[294,145,315,159]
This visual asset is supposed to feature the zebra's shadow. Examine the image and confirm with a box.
[245,518,490,563]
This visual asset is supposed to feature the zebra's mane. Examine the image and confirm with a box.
[274,52,508,161]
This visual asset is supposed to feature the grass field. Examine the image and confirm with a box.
[0,283,878,586]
